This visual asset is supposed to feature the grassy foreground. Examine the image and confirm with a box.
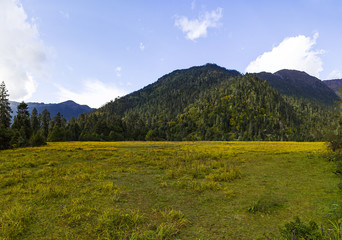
[0,141,340,239]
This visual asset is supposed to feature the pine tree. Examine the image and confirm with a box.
[30,108,40,133]
[48,112,67,142]
[0,81,13,149]
[12,102,32,145]
[0,81,12,128]
[41,109,51,139]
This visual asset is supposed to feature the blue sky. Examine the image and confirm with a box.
[1,0,342,107]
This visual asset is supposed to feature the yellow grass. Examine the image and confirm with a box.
[0,141,339,239]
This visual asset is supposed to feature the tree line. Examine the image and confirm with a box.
[1,81,70,149]
[0,71,338,150]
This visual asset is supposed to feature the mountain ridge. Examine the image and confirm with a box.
[99,63,241,118]
[256,69,339,105]
[73,64,334,141]
[323,79,342,97]
[10,100,93,121]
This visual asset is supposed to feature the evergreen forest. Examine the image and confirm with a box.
[0,64,340,150]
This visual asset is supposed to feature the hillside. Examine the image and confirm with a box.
[323,79,342,96]
[10,100,93,121]
[71,64,334,142]
[101,66,338,122]
[166,74,302,141]
[99,64,241,119]
[256,70,339,106]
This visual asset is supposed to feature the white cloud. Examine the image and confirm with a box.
[0,0,48,101]
[175,8,223,41]
[327,69,342,79]
[57,79,127,108]
[115,66,122,77]
[139,42,145,51]
[245,33,324,77]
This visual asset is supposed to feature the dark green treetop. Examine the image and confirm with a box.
[0,81,12,128]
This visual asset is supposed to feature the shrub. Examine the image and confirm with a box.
[330,139,342,152]
[145,129,157,141]
[29,131,46,147]
[206,167,242,182]
[279,216,323,240]
[48,126,66,142]
[0,125,12,150]
[248,196,285,214]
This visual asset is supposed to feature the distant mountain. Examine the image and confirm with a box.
[323,79,342,97]
[10,100,93,120]
[256,70,339,106]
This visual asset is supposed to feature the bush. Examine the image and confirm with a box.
[48,127,66,142]
[330,140,342,152]
[279,217,323,240]
[145,129,157,141]
[248,196,285,214]
[10,128,28,148]
[29,132,46,147]
[0,125,12,150]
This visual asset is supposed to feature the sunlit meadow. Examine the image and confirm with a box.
[0,141,340,239]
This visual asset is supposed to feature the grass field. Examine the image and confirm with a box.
[0,141,340,239]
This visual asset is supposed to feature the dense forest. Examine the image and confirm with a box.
[0,64,340,150]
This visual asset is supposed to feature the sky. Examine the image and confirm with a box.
[1,0,342,108]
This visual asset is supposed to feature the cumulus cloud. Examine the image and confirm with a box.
[57,79,127,108]
[0,0,48,101]
[175,8,223,41]
[245,33,324,77]
[327,69,342,79]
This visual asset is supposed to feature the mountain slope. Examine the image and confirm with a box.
[99,64,241,119]
[323,79,342,97]
[167,74,302,141]
[74,64,334,141]
[257,70,339,105]
[10,100,93,120]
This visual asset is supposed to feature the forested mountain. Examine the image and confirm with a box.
[256,70,339,106]
[70,64,335,142]
[1,64,339,149]
[323,79,342,96]
[99,64,241,119]
[10,100,93,120]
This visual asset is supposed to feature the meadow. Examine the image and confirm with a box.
[0,141,340,239]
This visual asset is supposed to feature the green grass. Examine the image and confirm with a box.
[0,141,340,239]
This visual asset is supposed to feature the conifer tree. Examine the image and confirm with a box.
[0,81,13,149]
[12,102,32,145]
[0,81,12,128]
[30,108,40,133]
[41,109,51,139]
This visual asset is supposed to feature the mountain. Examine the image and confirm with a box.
[4,64,337,143]
[256,70,339,106]
[99,63,241,119]
[73,64,333,142]
[323,79,342,97]
[10,100,93,121]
